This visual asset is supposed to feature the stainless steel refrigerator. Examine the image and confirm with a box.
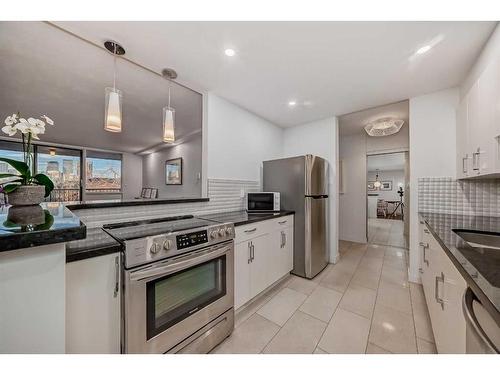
[263,155,329,279]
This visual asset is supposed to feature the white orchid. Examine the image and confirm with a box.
[4,113,18,126]
[41,115,54,125]
[1,124,17,136]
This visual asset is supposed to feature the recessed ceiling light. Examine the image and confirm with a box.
[288,101,297,107]
[416,45,432,55]
[224,48,236,57]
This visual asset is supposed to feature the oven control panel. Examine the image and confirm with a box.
[176,230,208,250]
[123,223,235,268]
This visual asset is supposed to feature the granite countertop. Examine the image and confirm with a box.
[65,210,295,263]
[66,227,122,263]
[0,202,86,252]
[419,212,500,323]
[198,210,295,226]
[65,197,209,210]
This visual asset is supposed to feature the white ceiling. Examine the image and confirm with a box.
[53,21,496,127]
[0,22,202,154]
[339,100,409,136]
[367,152,406,171]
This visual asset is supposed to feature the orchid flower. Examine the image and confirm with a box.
[41,115,54,125]
[1,124,17,136]
[4,113,18,126]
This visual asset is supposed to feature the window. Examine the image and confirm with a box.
[36,146,82,202]
[85,151,122,193]
[0,140,25,177]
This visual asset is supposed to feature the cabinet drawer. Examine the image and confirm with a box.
[235,222,267,243]
[267,215,294,232]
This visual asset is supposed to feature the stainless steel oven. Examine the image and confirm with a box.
[104,215,235,354]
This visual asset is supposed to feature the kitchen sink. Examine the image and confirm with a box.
[453,230,500,250]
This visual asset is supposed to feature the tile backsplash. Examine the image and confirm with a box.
[418,177,500,216]
[75,178,260,228]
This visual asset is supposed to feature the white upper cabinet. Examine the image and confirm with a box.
[457,58,500,178]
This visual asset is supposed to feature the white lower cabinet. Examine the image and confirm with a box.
[66,252,121,354]
[419,220,467,354]
[234,215,294,310]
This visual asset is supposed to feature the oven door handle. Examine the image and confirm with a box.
[129,243,231,282]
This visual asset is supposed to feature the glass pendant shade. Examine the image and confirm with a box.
[104,87,123,133]
[163,106,175,143]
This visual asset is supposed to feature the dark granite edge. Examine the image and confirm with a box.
[0,224,86,253]
[66,242,122,263]
[66,197,209,210]
[233,211,295,226]
[419,213,500,325]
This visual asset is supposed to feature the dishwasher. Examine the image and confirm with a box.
[462,288,500,353]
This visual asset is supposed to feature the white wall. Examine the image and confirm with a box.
[122,152,144,199]
[142,134,202,199]
[207,93,283,182]
[282,117,339,263]
[408,87,459,283]
[339,133,367,243]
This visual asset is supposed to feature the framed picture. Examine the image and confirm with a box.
[165,157,183,185]
[380,181,392,191]
[367,181,376,191]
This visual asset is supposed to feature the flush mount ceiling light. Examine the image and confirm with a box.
[104,40,125,133]
[364,117,404,137]
[224,48,236,57]
[288,101,297,107]
[161,68,178,144]
[416,44,432,55]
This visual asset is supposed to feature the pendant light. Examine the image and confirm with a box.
[104,41,125,133]
[161,68,177,143]
[374,169,382,189]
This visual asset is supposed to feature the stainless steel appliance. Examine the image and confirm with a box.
[463,288,500,353]
[263,155,329,279]
[247,192,281,212]
[103,215,235,354]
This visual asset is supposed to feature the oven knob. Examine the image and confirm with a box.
[150,243,160,254]
[218,228,226,237]
[210,231,217,239]
[163,239,172,250]
[226,227,233,235]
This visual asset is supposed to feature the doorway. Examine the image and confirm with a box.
[366,152,409,249]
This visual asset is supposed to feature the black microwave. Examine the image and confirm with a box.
[247,192,281,212]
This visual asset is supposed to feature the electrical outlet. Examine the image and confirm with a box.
[240,188,245,198]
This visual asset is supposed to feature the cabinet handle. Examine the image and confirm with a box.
[283,232,287,247]
[114,255,120,298]
[419,242,429,266]
[244,228,257,233]
[248,242,252,264]
[435,272,445,310]
[251,242,255,261]
[278,220,287,225]
[280,231,285,248]
[462,154,468,174]
[472,148,480,172]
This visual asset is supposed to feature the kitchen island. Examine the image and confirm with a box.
[0,203,85,353]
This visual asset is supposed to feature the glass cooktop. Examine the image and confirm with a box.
[102,215,218,242]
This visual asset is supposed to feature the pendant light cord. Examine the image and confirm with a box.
[168,78,171,108]
[113,43,117,89]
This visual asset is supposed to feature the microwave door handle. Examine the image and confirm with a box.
[129,243,230,282]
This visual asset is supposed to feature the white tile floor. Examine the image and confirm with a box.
[211,240,437,354]
[368,218,408,249]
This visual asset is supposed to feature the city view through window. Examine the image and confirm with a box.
[37,151,81,201]
[0,142,122,202]
[85,157,122,192]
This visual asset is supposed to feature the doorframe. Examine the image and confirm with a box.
[365,149,410,247]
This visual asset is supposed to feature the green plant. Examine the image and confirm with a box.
[1,113,55,197]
